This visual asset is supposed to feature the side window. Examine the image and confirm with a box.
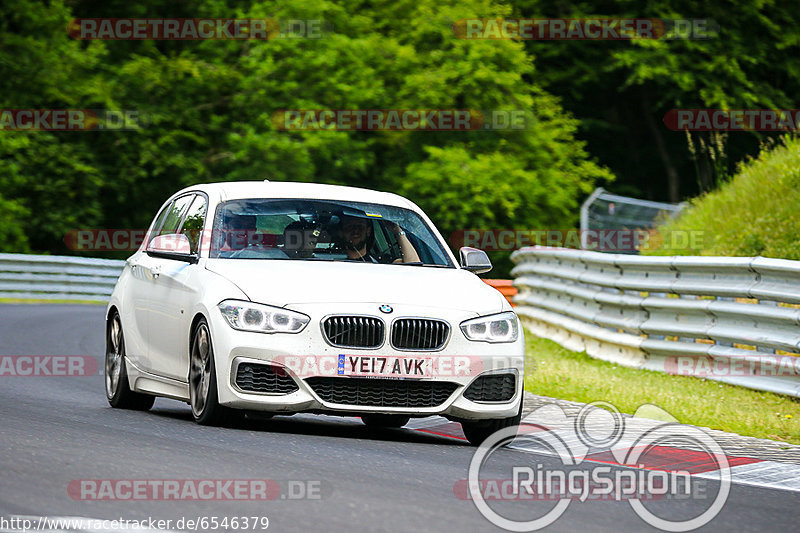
[179,195,207,254]
[158,195,194,237]
[147,201,173,247]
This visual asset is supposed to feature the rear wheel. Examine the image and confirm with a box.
[105,312,155,411]
[361,414,410,428]
[189,319,231,425]
[461,400,523,446]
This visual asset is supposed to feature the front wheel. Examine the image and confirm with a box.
[461,400,523,446]
[189,318,231,425]
[105,312,155,411]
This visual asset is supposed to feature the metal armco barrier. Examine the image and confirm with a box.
[0,253,124,302]
[0,256,521,306]
[511,247,800,397]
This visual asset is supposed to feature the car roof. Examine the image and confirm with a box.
[175,181,414,209]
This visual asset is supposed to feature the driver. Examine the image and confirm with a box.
[334,214,420,263]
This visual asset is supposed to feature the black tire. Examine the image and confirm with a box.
[105,312,155,411]
[189,318,232,426]
[461,399,523,446]
[361,414,411,428]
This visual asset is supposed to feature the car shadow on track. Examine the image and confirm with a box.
[146,402,469,447]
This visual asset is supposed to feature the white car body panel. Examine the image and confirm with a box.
[204,260,506,311]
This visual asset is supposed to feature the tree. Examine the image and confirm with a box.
[0,0,107,252]
[510,0,800,201]
[2,0,612,276]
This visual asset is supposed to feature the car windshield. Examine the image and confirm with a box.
[210,198,454,267]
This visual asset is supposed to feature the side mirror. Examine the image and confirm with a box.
[459,246,492,274]
[147,234,198,263]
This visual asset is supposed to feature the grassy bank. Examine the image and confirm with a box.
[646,135,800,257]
[523,334,800,444]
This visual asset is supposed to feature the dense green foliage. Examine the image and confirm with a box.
[0,0,610,272]
[1,0,798,273]
[512,0,800,201]
[647,135,800,258]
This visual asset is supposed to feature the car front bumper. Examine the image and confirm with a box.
[209,302,525,421]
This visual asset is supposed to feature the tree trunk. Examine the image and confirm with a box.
[641,91,680,202]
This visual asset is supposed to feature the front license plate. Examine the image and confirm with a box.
[337,355,431,377]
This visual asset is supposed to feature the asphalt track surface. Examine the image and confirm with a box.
[0,304,797,532]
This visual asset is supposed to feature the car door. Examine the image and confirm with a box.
[120,199,174,373]
[145,193,208,382]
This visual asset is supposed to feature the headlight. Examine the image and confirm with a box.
[460,311,519,343]
[218,300,310,334]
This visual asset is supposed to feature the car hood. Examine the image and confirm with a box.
[204,259,505,313]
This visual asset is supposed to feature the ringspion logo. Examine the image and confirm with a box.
[465,402,730,531]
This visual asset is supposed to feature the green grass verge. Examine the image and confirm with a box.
[0,298,105,305]
[523,334,800,444]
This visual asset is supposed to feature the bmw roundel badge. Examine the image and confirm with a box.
[379,305,393,314]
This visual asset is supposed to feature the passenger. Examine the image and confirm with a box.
[283,221,320,259]
[221,214,256,251]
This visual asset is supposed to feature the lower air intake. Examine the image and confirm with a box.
[235,362,299,394]
[463,373,516,402]
[305,377,457,408]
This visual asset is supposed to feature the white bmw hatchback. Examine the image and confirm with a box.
[105,181,525,444]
